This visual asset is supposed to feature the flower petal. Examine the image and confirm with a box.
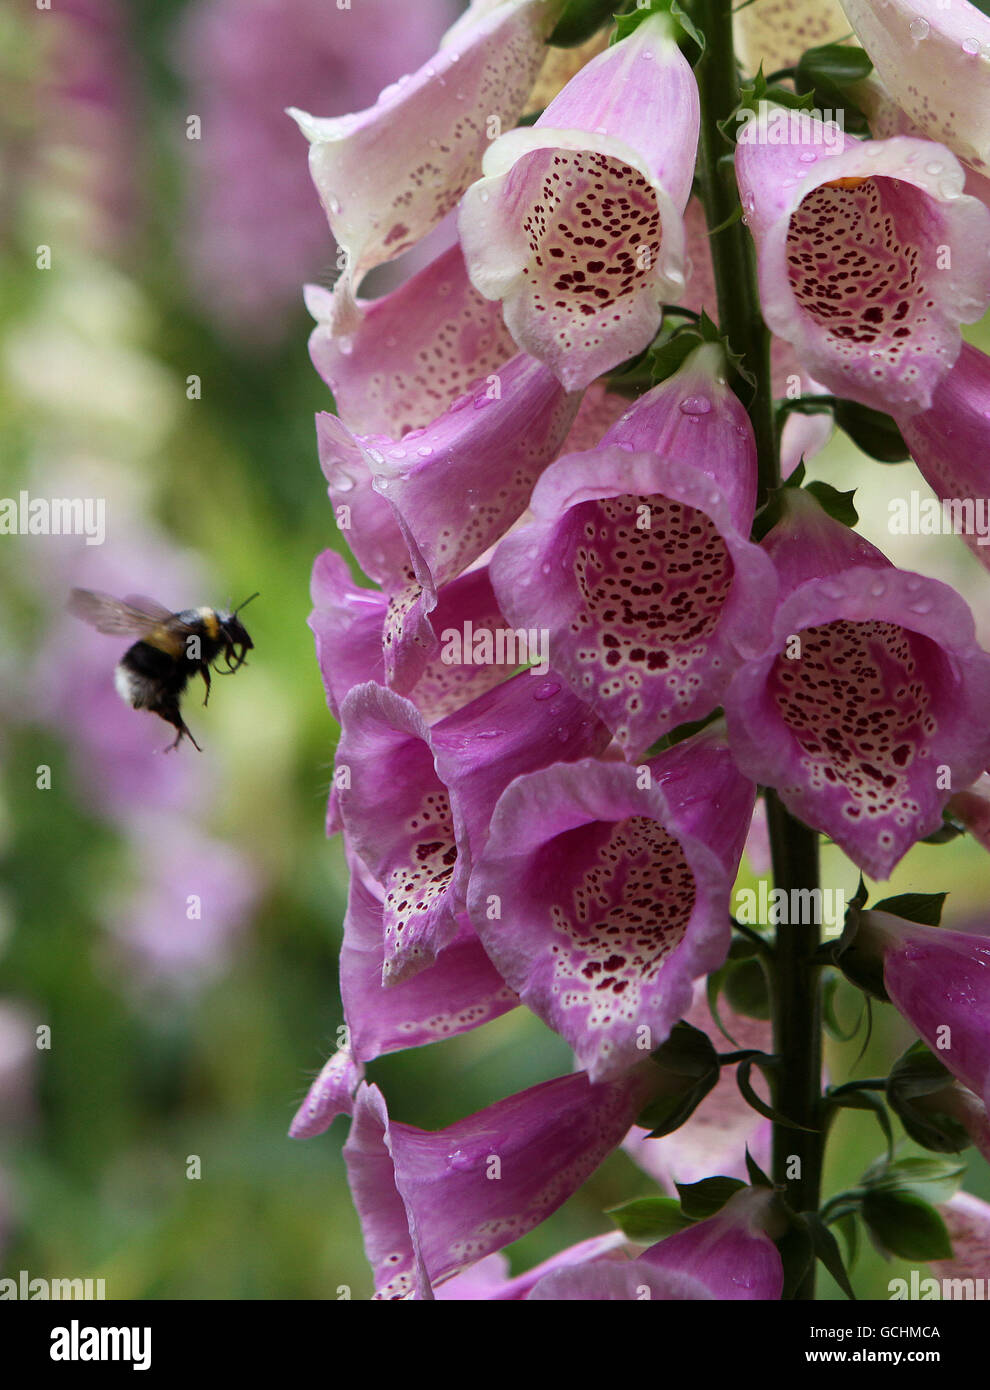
[459,13,699,389]
[737,123,990,413]
[289,0,558,284]
[842,0,990,177]
[725,492,990,877]
[490,346,778,755]
[344,1067,661,1296]
[306,243,516,438]
[467,725,755,1080]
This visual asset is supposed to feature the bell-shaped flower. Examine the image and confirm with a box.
[344,1063,667,1298]
[736,117,990,414]
[335,675,609,980]
[895,343,990,573]
[288,0,560,323]
[529,1187,784,1299]
[309,551,517,723]
[467,723,756,1081]
[489,344,778,756]
[318,352,578,602]
[724,490,990,877]
[733,0,851,77]
[458,12,700,390]
[305,242,516,438]
[289,861,518,1139]
[850,910,990,1109]
[842,0,990,178]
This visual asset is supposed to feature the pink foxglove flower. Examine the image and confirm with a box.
[842,0,990,177]
[335,678,608,980]
[895,343,990,573]
[467,723,755,1081]
[458,12,700,390]
[289,0,559,324]
[305,243,516,436]
[736,118,990,414]
[289,861,517,1138]
[855,912,990,1109]
[309,551,515,722]
[724,490,990,877]
[317,352,578,601]
[530,1187,784,1299]
[345,1065,666,1298]
[489,344,778,755]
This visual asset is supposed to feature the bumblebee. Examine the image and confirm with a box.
[69,588,257,751]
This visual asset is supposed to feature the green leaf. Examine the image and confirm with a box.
[611,0,704,55]
[723,956,771,1021]
[822,971,865,1043]
[805,480,858,528]
[549,0,626,47]
[806,1213,857,1300]
[793,42,874,138]
[674,1175,746,1220]
[638,1020,720,1136]
[796,43,873,89]
[826,1088,894,1163]
[737,1055,819,1132]
[745,1148,773,1189]
[864,1155,966,1207]
[833,399,911,462]
[861,1190,953,1261]
[607,1195,695,1242]
[872,891,946,927]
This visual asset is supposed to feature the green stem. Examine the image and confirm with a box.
[766,792,824,1297]
[692,0,777,501]
[692,0,825,1297]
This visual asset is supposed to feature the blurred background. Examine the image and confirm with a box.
[0,0,988,1300]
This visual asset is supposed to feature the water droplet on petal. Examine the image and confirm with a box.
[963,36,981,54]
[479,191,490,203]
[799,151,817,164]
[925,160,943,175]
[338,336,354,356]
[534,681,561,701]
[417,446,433,457]
[910,599,934,614]
[447,1149,473,1171]
[909,17,930,39]
[333,474,354,493]
[680,395,712,416]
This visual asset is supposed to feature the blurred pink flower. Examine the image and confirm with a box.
[174,0,458,341]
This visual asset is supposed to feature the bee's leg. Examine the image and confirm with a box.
[155,698,201,753]
[199,663,212,706]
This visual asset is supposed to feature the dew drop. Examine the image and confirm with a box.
[479,191,490,203]
[404,427,426,440]
[333,474,354,494]
[367,448,385,465]
[925,160,943,175]
[337,336,354,357]
[534,681,561,701]
[799,151,817,164]
[680,395,712,416]
[447,1149,473,1171]
[963,36,981,54]
[328,195,341,214]
[910,599,934,614]
[909,16,930,39]
[417,446,433,457]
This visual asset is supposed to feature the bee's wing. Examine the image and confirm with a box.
[68,588,175,637]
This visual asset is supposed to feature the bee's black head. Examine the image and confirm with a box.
[217,611,254,670]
